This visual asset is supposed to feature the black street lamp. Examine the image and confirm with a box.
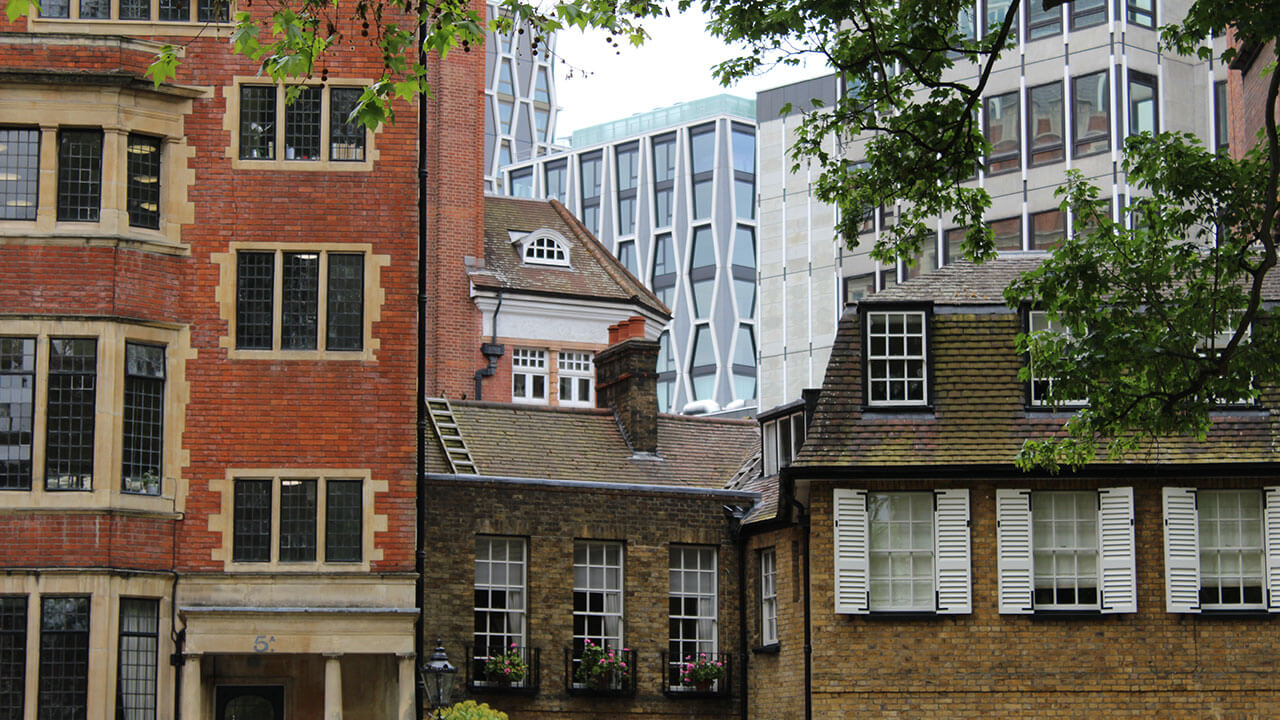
[420,639,457,718]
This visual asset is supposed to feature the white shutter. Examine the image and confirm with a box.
[996,489,1034,614]
[1098,487,1137,614]
[1162,487,1200,614]
[934,489,971,614]
[832,488,869,614]
[1265,487,1280,612]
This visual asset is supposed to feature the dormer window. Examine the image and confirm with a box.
[865,310,928,406]
[514,229,571,267]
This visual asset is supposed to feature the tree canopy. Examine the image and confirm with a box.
[8,0,1279,469]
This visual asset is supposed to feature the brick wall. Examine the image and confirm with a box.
[797,477,1280,717]
[422,478,744,719]
[1227,37,1277,158]
[743,527,807,720]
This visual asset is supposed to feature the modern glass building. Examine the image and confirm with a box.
[484,0,561,192]
[755,0,1232,410]
[502,95,759,414]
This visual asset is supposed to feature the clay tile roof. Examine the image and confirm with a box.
[796,257,1280,469]
[476,196,669,318]
[725,452,781,524]
[428,401,759,489]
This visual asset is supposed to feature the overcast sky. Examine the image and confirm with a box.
[551,7,826,141]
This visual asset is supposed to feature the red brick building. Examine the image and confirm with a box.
[0,3,486,718]
[742,257,1280,717]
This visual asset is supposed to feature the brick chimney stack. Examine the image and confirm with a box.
[595,316,660,455]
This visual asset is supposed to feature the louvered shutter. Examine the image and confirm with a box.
[1162,487,1200,614]
[832,488,869,614]
[934,489,971,614]
[1098,487,1137,614]
[1265,487,1280,612]
[996,489,1034,614]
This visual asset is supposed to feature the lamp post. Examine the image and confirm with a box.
[420,639,457,719]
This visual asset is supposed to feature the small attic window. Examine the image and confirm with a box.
[513,229,571,267]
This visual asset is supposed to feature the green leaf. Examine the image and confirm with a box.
[144,45,180,87]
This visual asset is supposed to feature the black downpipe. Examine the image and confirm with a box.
[728,508,749,720]
[169,572,183,720]
[473,289,505,400]
[414,19,429,720]
[793,495,812,720]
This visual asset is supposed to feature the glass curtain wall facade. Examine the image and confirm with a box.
[503,95,759,413]
[484,0,560,193]
[755,0,1229,410]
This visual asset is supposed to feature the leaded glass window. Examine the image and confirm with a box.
[235,252,274,350]
[284,87,322,161]
[122,343,164,495]
[281,252,320,351]
[45,339,96,491]
[233,479,272,563]
[279,478,317,562]
[326,254,364,351]
[126,134,161,230]
[0,338,34,490]
[117,598,158,720]
[38,597,89,720]
[239,86,277,160]
[325,480,362,562]
[0,596,26,719]
[57,130,102,223]
[0,127,39,221]
[329,88,366,161]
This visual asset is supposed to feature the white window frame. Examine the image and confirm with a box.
[1162,487,1280,613]
[667,546,718,691]
[760,548,777,646]
[997,487,1136,614]
[868,492,936,611]
[1027,311,1083,407]
[833,488,971,615]
[474,536,528,683]
[511,348,548,404]
[1031,491,1100,610]
[760,410,806,476]
[521,234,569,267]
[572,540,624,685]
[865,310,928,406]
[556,351,594,407]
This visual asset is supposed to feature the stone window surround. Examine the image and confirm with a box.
[23,0,236,35]
[208,468,387,572]
[0,317,190,515]
[0,75,198,252]
[222,77,381,173]
[212,241,389,362]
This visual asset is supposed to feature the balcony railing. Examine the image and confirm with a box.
[466,645,540,695]
[661,651,732,698]
[564,647,637,697]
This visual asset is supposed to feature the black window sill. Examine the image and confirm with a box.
[861,404,935,415]
[1194,609,1272,618]
[751,643,780,655]
[862,611,944,620]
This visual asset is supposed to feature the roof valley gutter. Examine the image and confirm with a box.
[415,20,428,720]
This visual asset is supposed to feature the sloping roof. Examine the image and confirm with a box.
[474,196,668,318]
[796,257,1280,469]
[725,449,781,524]
[426,401,758,489]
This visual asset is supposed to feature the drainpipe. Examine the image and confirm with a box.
[791,493,812,720]
[726,506,749,720]
[473,289,505,400]
[415,18,429,720]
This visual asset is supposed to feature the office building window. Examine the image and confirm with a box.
[983,0,1013,38]
[668,546,717,690]
[233,476,363,564]
[759,549,777,645]
[1214,81,1229,155]
[122,343,164,495]
[512,348,547,403]
[1028,82,1065,166]
[690,124,716,221]
[117,598,159,720]
[617,240,637,277]
[57,130,103,223]
[0,127,39,221]
[509,168,534,198]
[46,339,96,492]
[38,596,89,720]
[652,133,676,228]
[1126,0,1154,27]
[1025,0,1061,38]
[690,325,716,401]
[572,541,624,678]
[1070,0,1106,28]
[652,233,676,307]
[557,351,593,407]
[1030,209,1066,249]
[989,216,1022,251]
[865,311,927,406]
[544,161,567,204]
[579,152,602,235]
[0,596,25,718]
[475,537,527,665]
[733,325,756,401]
[615,142,638,236]
[985,91,1020,174]
[732,123,755,220]
[690,226,716,319]
[235,250,365,352]
[1129,71,1158,136]
[1072,71,1110,157]
[657,332,675,414]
